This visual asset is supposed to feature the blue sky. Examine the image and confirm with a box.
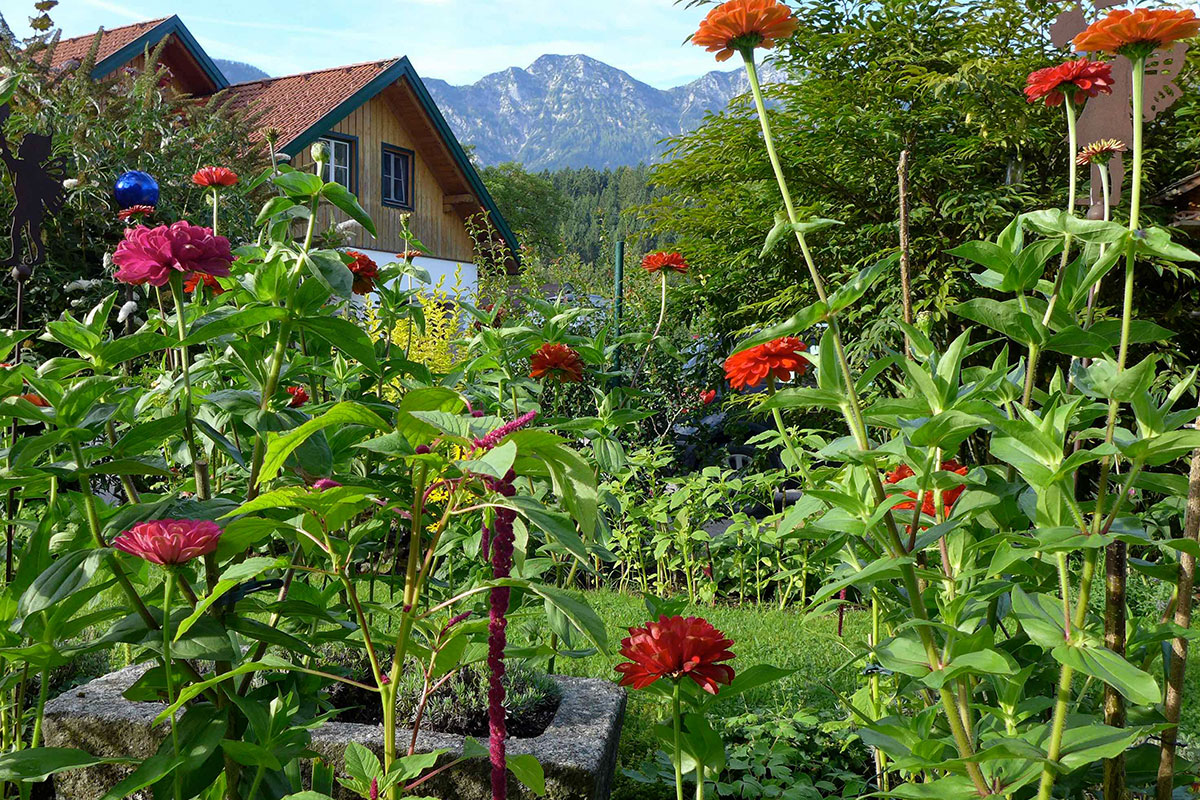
[9,0,733,89]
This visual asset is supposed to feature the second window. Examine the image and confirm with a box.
[381,144,414,210]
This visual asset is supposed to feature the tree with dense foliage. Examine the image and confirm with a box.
[643,0,1108,357]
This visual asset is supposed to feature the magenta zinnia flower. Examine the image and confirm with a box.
[112,221,233,287]
[111,519,222,566]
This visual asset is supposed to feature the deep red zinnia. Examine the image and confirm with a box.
[642,251,689,275]
[346,250,379,295]
[1024,58,1113,106]
[117,204,155,221]
[530,343,584,383]
[287,385,309,407]
[111,519,222,566]
[692,0,799,62]
[724,336,808,390]
[192,166,239,188]
[701,389,717,406]
[614,615,736,694]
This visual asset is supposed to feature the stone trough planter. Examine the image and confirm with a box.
[43,666,626,800]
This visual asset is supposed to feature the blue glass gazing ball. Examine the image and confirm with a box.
[114,170,160,208]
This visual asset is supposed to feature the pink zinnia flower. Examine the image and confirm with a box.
[111,519,222,566]
[112,221,233,287]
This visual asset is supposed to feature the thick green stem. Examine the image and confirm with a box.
[1022,99,1079,409]
[163,575,182,800]
[672,681,684,800]
[168,273,208,501]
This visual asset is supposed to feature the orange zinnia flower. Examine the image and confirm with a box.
[692,0,798,62]
[1073,7,1200,57]
[19,393,49,408]
[184,271,226,295]
[192,166,239,188]
[723,336,808,390]
[642,251,689,275]
[530,343,584,383]
[886,460,970,516]
[1024,58,1113,106]
[1077,138,1127,166]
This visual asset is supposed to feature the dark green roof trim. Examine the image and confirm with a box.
[279,57,519,260]
[92,15,228,92]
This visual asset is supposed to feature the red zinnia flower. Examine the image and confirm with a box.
[1077,138,1126,166]
[117,205,155,221]
[886,460,969,516]
[184,272,225,295]
[1073,8,1200,56]
[724,336,808,390]
[286,385,309,407]
[192,166,239,188]
[530,343,584,383]
[614,615,736,694]
[1024,58,1113,106]
[111,519,222,566]
[395,250,424,262]
[701,389,717,406]
[642,251,689,275]
[19,393,48,408]
[346,250,379,295]
[692,0,799,62]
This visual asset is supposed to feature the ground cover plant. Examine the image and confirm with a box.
[1,0,1200,799]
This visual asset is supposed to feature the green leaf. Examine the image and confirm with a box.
[98,752,185,800]
[298,317,380,372]
[507,753,546,796]
[321,182,377,237]
[0,747,130,783]
[733,302,827,352]
[93,331,173,368]
[828,254,898,315]
[507,495,590,566]
[304,251,354,300]
[1011,587,1067,650]
[1051,643,1160,705]
[947,240,1012,273]
[1044,326,1112,358]
[951,298,1046,346]
[183,307,288,346]
[113,415,184,456]
[273,171,324,198]
[14,550,106,633]
[259,402,389,484]
[57,376,121,428]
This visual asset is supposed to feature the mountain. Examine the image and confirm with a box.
[216,59,269,84]
[424,55,785,170]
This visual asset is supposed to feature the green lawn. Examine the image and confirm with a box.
[506,590,871,800]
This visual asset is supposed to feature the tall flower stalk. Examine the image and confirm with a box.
[1036,8,1200,797]
[708,7,988,789]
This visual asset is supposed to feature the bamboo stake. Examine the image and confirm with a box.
[1156,412,1200,800]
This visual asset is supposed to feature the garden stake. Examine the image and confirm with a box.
[896,148,913,359]
[1156,411,1200,800]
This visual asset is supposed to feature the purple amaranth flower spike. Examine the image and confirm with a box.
[474,411,538,452]
[441,610,472,638]
[485,471,518,800]
[369,777,378,800]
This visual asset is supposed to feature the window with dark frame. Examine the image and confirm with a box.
[381,144,413,210]
[317,136,355,191]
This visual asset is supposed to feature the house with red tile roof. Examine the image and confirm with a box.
[49,15,518,281]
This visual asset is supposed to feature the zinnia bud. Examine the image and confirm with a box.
[310,141,330,164]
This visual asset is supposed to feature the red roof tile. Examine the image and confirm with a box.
[226,60,397,149]
[49,18,171,69]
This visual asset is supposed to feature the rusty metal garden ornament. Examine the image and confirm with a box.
[1052,0,1188,215]
[0,101,65,327]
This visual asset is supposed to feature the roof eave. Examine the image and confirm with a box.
[276,57,520,263]
[91,15,229,92]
